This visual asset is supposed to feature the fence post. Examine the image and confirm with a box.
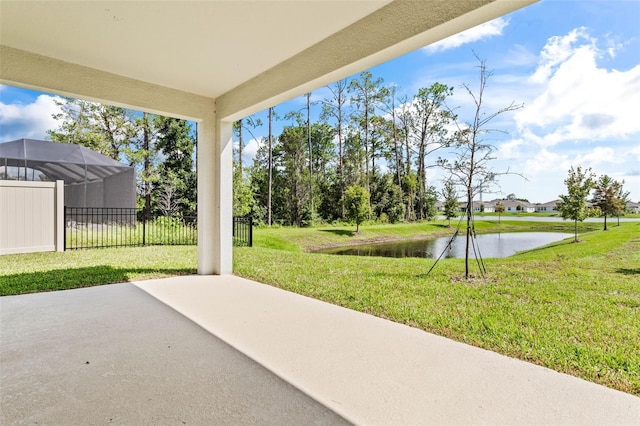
[63,206,67,251]
[248,215,253,247]
[142,208,147,246]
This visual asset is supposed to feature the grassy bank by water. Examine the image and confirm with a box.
[1,220,638,395]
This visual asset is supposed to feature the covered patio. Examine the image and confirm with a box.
[3,0,639,423]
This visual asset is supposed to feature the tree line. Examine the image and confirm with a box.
[236,57,523,237]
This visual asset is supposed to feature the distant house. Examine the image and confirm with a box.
[490,199,535,213]
[627,201,640,214]
[535,199,560,213]
[457,201,495,213]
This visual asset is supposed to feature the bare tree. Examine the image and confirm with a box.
[157,179,180,217]
[441,56,524,278]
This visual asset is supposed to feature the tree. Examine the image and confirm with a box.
[397,95,417,220]
[267,107,276,226]
[557,166,595,242]
[349,71,386,191]
[370,173,405,224]
[156,178,180,217]
[440,56,523,278]
[495,201,505,224]
[49,97,169,211]
[345,185,371,233]
[48,97,135,161]
[592,175,627,231]
[380,84,403,200]
[233,164,254,216]
[130,112,160,216]
[276,124,311,226]
[442,180,459,227]
[321,79,350,219]
[154,117,197,216]
[233,116,261,175]
[409,83,455,220]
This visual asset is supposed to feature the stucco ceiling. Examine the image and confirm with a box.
[0,0,536,120]
[0,0,390,98]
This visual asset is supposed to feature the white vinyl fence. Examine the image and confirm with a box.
[0,180,64,255]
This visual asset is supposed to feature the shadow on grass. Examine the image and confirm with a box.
[0,266,196,296]
[616,268,640,275]
[431,223,451,229]
[319,229,355,237]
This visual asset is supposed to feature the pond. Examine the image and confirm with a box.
[314,232,573,259]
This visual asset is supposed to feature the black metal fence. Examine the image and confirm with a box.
[65,207,252,250]
[233,215,253,247]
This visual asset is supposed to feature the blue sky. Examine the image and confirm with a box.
[1,0,639,203]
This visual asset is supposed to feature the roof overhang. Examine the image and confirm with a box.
[0,0,537,121]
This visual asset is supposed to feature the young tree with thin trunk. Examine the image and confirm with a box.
[442,180,459,227]
[345,184,370,234]
[557,166,595,242]
[495,201,505,224]
[440,56,523,278]
[592,174,627,231]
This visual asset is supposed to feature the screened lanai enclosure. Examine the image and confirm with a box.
[0,138,135,208]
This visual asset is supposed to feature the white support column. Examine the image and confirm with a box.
[197,110,233,275]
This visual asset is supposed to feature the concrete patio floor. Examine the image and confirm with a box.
[2,275,639,425]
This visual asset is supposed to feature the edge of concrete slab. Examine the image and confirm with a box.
[134,275,640,425]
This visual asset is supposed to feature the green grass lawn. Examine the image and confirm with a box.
[234,221,640,395]
[1,219,638,395]
[0,246,197,295]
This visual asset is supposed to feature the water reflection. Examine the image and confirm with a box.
[315,232,573,259]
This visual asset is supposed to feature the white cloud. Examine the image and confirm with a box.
[514,28,640,147]
[242,137,261,164]
[572,146,620,167]
[530,27,593,84]
[423,17,509,53]
[524,149,568,175]
[497,138,524,160]
[0,95,62,142]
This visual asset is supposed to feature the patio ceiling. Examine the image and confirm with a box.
[0,0,536,121]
